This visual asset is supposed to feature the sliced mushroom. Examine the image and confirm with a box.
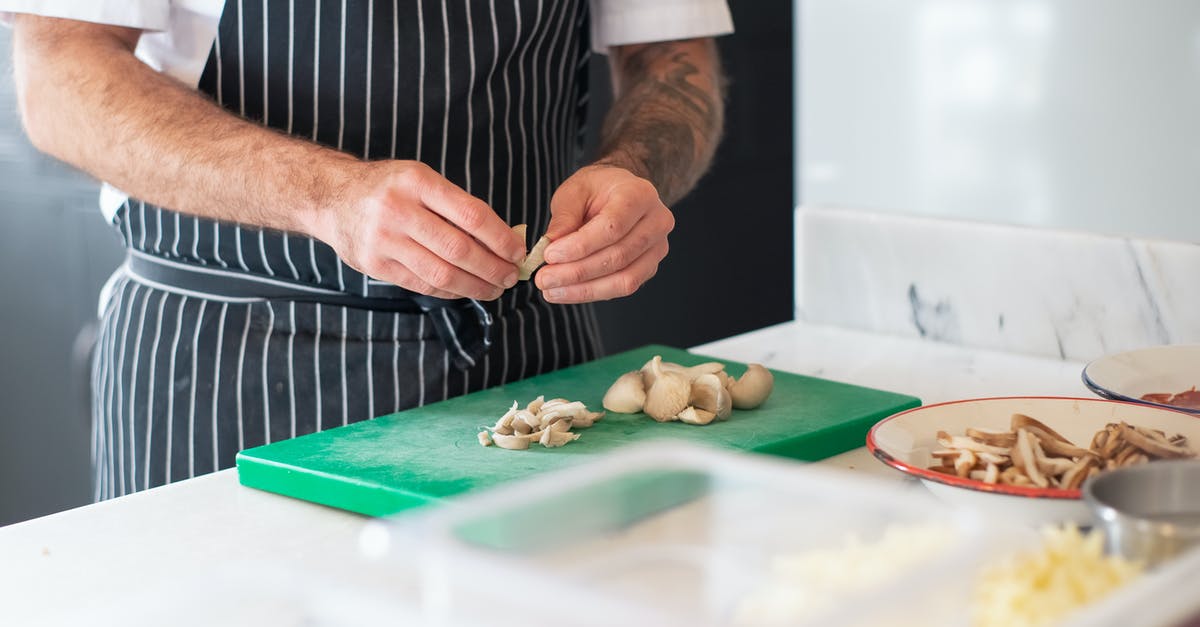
[493,433,533,450]
[517,235,550,281]
[966,428,1017,448]
[492,413,516,436]
[983,462,1000,485]
[1061,457,1096,490]
[935,431,1011,456]
[730,364,774,410]
[603,371,647,414]
[539,427,580,448]
[1011,413,1073,444]
[1012,429,1049,488]
[1121,422,1196,459]
[570,410,605,429]
[954,450,978,478]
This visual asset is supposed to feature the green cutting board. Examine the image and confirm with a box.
[236,345,920,516]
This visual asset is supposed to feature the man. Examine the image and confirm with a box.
[7,0,730,500]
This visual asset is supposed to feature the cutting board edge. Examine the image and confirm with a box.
[236,451,441,517]
[751,395,923,461]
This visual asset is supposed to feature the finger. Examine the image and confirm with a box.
[543,181,655,264]
[394,206,519,290]
[369,260,461,300]
[535,214,665,291]
[392,237,506,301]
[412,169,526,263]
[542,240,668,304]
[542,179,590,242]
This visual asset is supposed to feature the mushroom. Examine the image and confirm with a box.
[1011,429,1049,488]
[603,371,648,414]
[689,373,732,420]
[1121,422,1195,459]
[678,406,717,425]
[539,427,580,448]
[493,433,533,450]
[570,410,605,429]
[639,356,725,388]
[966,428,1017,448]
[935,431,1011,456]
[519,237,550,281]
[492,414,515,436]
[729,364,774,409]
[510,224,549,281]
[643,359,690,422]
[954,450,978,478]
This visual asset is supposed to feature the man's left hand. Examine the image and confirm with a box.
[536,164,675,304]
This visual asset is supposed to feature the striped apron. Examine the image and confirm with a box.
[91,0,602,501]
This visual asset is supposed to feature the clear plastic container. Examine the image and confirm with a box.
[392,442,990,627]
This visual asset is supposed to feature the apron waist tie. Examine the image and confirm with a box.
[125,250,492,369]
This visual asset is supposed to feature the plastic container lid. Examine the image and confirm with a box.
[392,442,989,627]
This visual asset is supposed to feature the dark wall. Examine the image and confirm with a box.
[588,1,795,354]
[0,28,125,526]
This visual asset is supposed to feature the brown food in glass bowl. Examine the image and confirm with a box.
[1141,387,1200,410]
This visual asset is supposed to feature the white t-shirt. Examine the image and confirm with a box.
[1,0,734,221]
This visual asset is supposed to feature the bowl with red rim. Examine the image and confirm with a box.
[866,397,1200,526]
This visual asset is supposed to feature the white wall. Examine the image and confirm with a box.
[798,0,1200,242]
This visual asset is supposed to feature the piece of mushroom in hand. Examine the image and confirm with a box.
[603,371,647,414]
[509,224,551,281]
[730,364,775,409]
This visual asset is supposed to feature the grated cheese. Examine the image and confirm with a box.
[734,524,952,625]
[972,525,1144,627]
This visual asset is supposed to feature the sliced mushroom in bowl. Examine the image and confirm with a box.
[867,397,1200,526]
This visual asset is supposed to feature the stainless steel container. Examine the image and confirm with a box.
[1083,460,1200,566]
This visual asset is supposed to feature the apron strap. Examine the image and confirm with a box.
[127,250,492,369]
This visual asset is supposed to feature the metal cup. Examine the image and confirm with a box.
[1083,460,1200,566]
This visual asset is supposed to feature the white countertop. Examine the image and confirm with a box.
[0,320,1089,625]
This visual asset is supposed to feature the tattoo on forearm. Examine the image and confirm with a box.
[597,41,725,205]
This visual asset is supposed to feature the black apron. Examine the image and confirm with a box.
[91,0,601,501]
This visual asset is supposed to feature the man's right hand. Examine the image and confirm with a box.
[308,161,526,301]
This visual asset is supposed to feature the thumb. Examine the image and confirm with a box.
[542,178,591,263]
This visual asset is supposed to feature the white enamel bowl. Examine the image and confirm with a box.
[1083,345,1200,414]
[867,397,1200,527]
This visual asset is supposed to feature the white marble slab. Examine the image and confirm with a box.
[796,206,1200,362]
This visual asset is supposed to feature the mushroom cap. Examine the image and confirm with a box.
[730,363,775,410]
[644,370,691,422]
[678,406,717,425]
[603,371,647,414]
[690,373,732,420]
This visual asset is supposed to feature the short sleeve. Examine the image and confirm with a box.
[589,0,734,54]
[0,0,171,31]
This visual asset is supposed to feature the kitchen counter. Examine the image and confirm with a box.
[0,319,1089,625]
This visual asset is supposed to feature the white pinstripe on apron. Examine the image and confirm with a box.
[91,0,603,501]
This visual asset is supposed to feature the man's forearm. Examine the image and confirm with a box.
[13,16,355,237]
[596,38,725,206]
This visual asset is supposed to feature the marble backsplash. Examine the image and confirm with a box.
[795,206,1200,362]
